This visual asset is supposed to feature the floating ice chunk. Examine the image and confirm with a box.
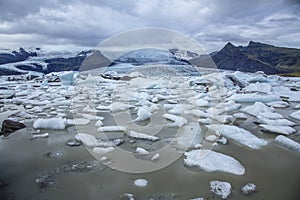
[216,100,241,113]
[149,104,160,113]
[168,104,184,114]
[134,178,148,187]
[135,147,149,155]
[207,125,268,149]
[128,131,160,141]
[134,107,151,122]
[75,133,99,147]
[82,105,98,113]
[233,113,247,119]
[290,110,300,120]
[67,118,90,126]
[190,198,206,200]
[184,150,245,175]
[120,193,135,200]
[151,153,160,161]
[163,113,187,127]
[217,137,228,144]
[241,183,257,195]
[210,180,232,199]
[256,117,295,126]
[267,101,289,108]
[198,118,212,124]
[30,133,49,140]
[295,104,300,109]
[274,135,300,153]
[288,91,300,102]
[110,102,133,112]
[241,102,274,116]
[229,93,281,103]
[259,124,296,135]
[189,99,209,107]
[95,120,103,127]
[96,105,110,110]
[244,82,272,94]
[93,147,115,154]
[59,71,75,86]
[97,126,126,132]
[205,135,218,142]
[210,115,234,124]
[33,117,66,130]
[185,110,209,118]
[81,113,104,121]
[175,122,202,149]
[257,112,283,119]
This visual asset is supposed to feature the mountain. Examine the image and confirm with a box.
[0,47,37,65]
[1,41,300,76]
[190,41,300,75]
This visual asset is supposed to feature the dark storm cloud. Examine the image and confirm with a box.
[0,0,299,52]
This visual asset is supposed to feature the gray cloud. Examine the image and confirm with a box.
[0,0,299,52]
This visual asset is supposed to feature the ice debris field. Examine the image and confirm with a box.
[0,69,300,199]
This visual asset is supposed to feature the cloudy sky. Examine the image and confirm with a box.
[0,0,299,52]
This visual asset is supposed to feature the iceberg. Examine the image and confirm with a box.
[97,126,126,132]
[210,180,232,199]
[290,110,300,120]
[135,147,149,155]
[59,71,75,86]
[128,131,160,141]
[75,133,99,147]
[184,150,245,175]
[134,107,151,122]
[241,183,257,195]
[229,93,281,103]
[33,117,66,130]
[163,113,187,127]
[259,124,296,135]
[93,147,115,154]
[30,132,49,140]
[274,135,300,153]
[67,118,90,126]
[241,102,274,116]
[134,178,148,187]
[244,82,271,94]
[207,125,268,149]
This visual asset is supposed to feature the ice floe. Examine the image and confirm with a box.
[241,183,257,195]
[93,147,115,154]
[210,180,232,199]
[207,125,268,149]
[127,131,160,141]
[162,113,187,127]
[75,133,99,147]
[259,124,296,135]
[33,117,67,130]
[97,126,126,132]
[274,135,300,153]
[30,132,49,140]
[134,107,151,122]
[135,147,149,155]
[184,149,245,175]
[229,93,281,103]
[241,102,274,116]
[67,118,90,126]
[290,110,300,120]
[134,178,148,187]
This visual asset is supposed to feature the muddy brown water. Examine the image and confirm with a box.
[1,111,300,200]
